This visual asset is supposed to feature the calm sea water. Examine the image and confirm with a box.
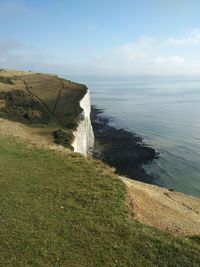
[68,75,200,197]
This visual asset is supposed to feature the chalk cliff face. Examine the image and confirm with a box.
[72,90,94,156]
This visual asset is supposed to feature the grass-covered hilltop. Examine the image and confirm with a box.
[0,69,88,149]
[0,70,200,266]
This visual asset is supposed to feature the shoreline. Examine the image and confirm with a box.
[91,106,159,185]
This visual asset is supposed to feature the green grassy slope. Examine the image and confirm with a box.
[0,71,87,148]
[0,136,200,267]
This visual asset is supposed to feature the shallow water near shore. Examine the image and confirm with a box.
[67,75,200,197]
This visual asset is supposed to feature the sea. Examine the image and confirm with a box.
[68,75,200,197]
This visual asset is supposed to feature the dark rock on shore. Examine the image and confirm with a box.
[91,106,158,184]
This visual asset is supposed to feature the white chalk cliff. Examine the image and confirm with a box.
[72,90,94,156]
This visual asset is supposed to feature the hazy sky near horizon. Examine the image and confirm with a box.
[1,0,200,75]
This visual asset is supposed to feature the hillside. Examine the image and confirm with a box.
[1,135,200,266]
[123,177,200,236]
[0,69,87,149]
[0,70,200,266]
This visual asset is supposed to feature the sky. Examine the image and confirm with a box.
[1,0,200,75]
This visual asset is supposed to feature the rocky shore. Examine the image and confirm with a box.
[91,106,158,184]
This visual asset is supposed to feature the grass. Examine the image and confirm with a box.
[0,136,200,266]
[0,73,86,127]
[0,72,88,149]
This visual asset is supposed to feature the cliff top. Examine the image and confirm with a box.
[0,69,87,149]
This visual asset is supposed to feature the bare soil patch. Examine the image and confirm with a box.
[122,176,200,235]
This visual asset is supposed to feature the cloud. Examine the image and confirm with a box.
[153,56,185,65]
[84,36,155,75]
[0,39,81,75]
[0,40,24,53]
[1,31,199,75]
[114,36,155,61]
[0,39,42,70]
[0,0,31,15]
[165,28,200,46]
[0,0,40,19]
[0,40,25,65]
[89,36,155,71]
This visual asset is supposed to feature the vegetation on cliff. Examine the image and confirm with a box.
[0,70,87,149]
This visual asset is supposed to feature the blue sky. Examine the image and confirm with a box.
[1,0,200,75]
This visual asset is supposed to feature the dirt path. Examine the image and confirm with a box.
[122,176,200,236]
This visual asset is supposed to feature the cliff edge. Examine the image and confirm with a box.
[72,89,94,156]
[0,69,94,155]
